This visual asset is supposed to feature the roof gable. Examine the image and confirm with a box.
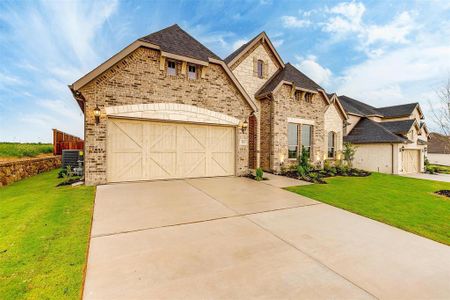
[379,119,417,135]
[375,103,422,119]
[256,63,323,98]
[338,95,382,117]
[139,24,220,62]
[224,32,284,68]
[344,118,409,144]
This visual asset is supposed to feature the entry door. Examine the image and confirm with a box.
[403,150,420,173]
[107,118,235,182]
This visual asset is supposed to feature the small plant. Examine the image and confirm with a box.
[62,166,74,183]
[297,165,306,178]
[255,167,264,181]
[298,146,311,172]
[343,142,357,168]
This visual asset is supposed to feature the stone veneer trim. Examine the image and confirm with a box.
[106,103,240,126]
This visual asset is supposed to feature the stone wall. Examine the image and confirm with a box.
[324,103,344,157]
[0,156,61,186]
[79,47,253,185]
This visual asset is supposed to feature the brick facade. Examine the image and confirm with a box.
[267,85,328,172]
[79,47,253,185]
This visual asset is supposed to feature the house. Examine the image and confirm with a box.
[70,24,346,185]
[427,132,450,166]
[338,95,429,174]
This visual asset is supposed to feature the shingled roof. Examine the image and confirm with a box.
[379,119,416,135]
[338,95,382,117]
[344,118,409,144]
[139,24,220,62]
[256,63,323,98]
[428,132,450,154]
[375,103,419,118]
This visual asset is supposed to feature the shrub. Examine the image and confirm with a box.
[255,168,264,181]
[297,165,306,178]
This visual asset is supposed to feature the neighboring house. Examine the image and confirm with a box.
[427,132,450,166]
[339,96,429,174]
[70,24,347,185]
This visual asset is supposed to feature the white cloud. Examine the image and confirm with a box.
[322,2,416,54]
[272,39,284,48]
[335,44,450,110]
[365,12,415,46]
[281,16,311,28]
[295,55,332,86]
[0,71,23,88]
[232,39,247,50]
[37,99,82,121]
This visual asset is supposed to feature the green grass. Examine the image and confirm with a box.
[0,142,53,158]
[287,173,450,245]
[0,169,95,299]
[429,164,450,174]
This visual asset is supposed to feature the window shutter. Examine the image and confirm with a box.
[253,57,258,77]
[263,60,269,78]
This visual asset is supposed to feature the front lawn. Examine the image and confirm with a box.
[287,173,450,245]
[0,169,95,299]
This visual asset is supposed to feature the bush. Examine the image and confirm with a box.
[255,168,264,181]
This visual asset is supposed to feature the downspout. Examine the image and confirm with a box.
[391,144,394,174]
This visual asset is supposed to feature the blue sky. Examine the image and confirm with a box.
[0,0,449,142]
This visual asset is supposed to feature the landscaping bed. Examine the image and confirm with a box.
[287,173,450,246]
[0,169,95,299]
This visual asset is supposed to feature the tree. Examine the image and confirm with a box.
[429,78,450,135]
[343,142,357,168]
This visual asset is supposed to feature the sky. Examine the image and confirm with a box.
[0,0,449,142]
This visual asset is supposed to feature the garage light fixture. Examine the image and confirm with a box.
[94,105,101,125]
[240,119,248,133]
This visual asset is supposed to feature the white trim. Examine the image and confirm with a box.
[105,103,240,126]
[287,117,315,125]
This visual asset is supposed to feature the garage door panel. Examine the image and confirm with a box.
[147,153,177,179]
[109,153,143,182]
[107,119,235,182]
[110,120,143,150]
[403,150,420,173]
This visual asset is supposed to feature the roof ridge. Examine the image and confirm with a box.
[376,102,418,109]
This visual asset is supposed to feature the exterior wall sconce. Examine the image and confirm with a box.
[94,105,101,125]
[240,119,248,133]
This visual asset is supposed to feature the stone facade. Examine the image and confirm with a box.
[0,156,61,186]
[324,103,344,158]
[229,40,282,169]
[269,85,328,172]
[79,47,253,185]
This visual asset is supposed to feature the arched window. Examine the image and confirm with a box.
[257,59,264,78]
[328,131,336,158]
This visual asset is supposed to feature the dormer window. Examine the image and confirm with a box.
[188,65,197,80]
[167,61,176,76]
[257,60,264,78]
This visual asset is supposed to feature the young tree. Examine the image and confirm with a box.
[343,142,357,168]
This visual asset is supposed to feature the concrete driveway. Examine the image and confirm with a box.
[84,177,450,300]
[402,172,450,182]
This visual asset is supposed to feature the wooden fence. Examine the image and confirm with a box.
[52,129,84,155]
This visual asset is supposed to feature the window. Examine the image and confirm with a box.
[288,123,298,159]
[328,132,336,158]
[305,93,313,103]
[167,61,176,76]
[295,91,301,101]
[257,59,264,78]
[301,124,312,157]
[188,65,197,80]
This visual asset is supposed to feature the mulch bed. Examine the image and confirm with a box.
[435,190,450,197]
[56,178,81,187]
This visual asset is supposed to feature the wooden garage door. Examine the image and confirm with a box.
[107,118,235,182]
[403,150,420,173]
